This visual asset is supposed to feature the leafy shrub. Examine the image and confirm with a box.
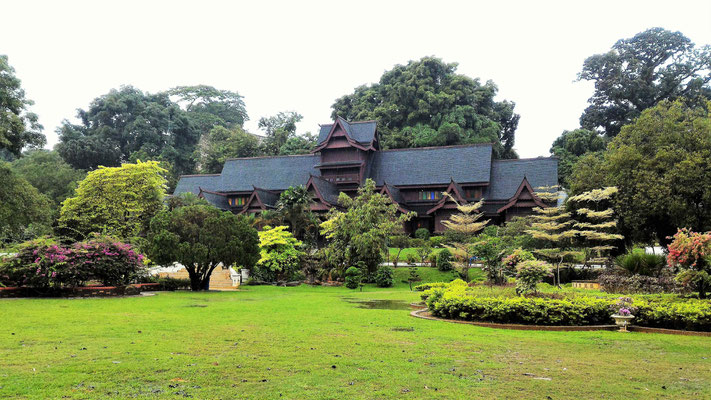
[374,266,394,288]
[515,260,552,296]
[344,266,361,289]
[74,237,146,287]
[429,236,444,248]
[156,277,191,291]
[0,236,146,290]
[415,228,430,240]
[436,249,453,271]
[422,280,711,331]
[615,248,666,276]
[255,226,305,282]
[501,248,535,276]
[405,253,419,266]
[667,228,711,298]
[635,298,711,331]
[599,272,682,294]
[429,291,613,326]
[414,282,450,292]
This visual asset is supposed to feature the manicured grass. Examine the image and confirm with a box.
[2,285,710,399]
[387,247,444,263]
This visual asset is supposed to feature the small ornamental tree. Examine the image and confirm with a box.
[667,228,711,298]
[256,225,306,282]
[441,194,489,281]
[147,205,259,291]
[321,179,414,278]
[436,248,454,271]
[375,265,394,288]
[567,187,624,267]
[344,266,361,289]
[501,248,535,277]
[407,267,421,291]
[515,260,553,296]
[58,160,167,241]
[471,233,507,284]
[389,234,410,266]
[527,187,581,287]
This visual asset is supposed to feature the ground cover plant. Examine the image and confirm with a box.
[1,285,710,399]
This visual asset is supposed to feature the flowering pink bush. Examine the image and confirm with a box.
[0,236,146,290]
[667,228,711,269]
[666,228,711,298]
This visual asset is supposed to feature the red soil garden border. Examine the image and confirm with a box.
[410,308,711,336]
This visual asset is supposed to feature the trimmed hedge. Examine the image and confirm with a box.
[423,282,711,331]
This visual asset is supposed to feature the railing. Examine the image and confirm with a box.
[322,173,360,184]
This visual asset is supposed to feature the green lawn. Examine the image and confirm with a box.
[387,247,444,263]
[2,284,710,399]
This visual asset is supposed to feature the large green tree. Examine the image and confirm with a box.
[579,27,711,137]
[0,162,52,242]
[147,205,259,291]
[11,150,85,206]
[572,99,711,245]
[549,129,608,187]
[0,55,45,157]
[195,125,260,173]
[58,160,167,241]
[167,85,248,134]
[55,86,198,179]
[275,185,318,243]
[331,57,520,158]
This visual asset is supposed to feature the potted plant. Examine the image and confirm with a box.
[610,297,636,332]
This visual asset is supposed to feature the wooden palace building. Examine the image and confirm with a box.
[173,117,558,233]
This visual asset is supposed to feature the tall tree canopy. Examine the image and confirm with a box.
[58,160,167,241]
[549,128,608,187]
[0,162,52,243]
[0,55,45,157]
[195,125,260,174]
[579,27,711,137]
[167,85,248,133]
[11,150,85,206]
[572,99,711,246]
[331,57,520,158]
[258,111,315,155]
[55,86,199,179]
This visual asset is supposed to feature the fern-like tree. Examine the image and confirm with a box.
[567,187,624,268]
[526,187,580,287]
[441,193,489,281]
[276,185,318,243]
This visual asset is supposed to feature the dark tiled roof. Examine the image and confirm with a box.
[310,175,341,205]
[383,183,406,204]
[485,158,558,200]
[369,145,492,186]
[220,154,319,192]
[200,190,230,210]
[174,175,222,196]
[317,118,377,145]
[254,188,280,208]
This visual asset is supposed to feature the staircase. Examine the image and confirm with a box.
[155,265,240,291]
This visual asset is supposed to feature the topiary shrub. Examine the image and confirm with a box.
[429,236,444,248]
[515,260,552,296]
[344,266,361,289]
[436,249,453,271]
[415,228,430,240]
[374,265,394,287]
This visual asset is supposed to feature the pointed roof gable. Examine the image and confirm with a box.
[379,183,410,213]
[426,180,468,214]
[314,117,377,151]
[239,187,281,214]
[496,177,547,213]
[305,175,341,205]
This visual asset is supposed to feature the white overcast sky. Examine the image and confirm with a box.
[2,0,710,158]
